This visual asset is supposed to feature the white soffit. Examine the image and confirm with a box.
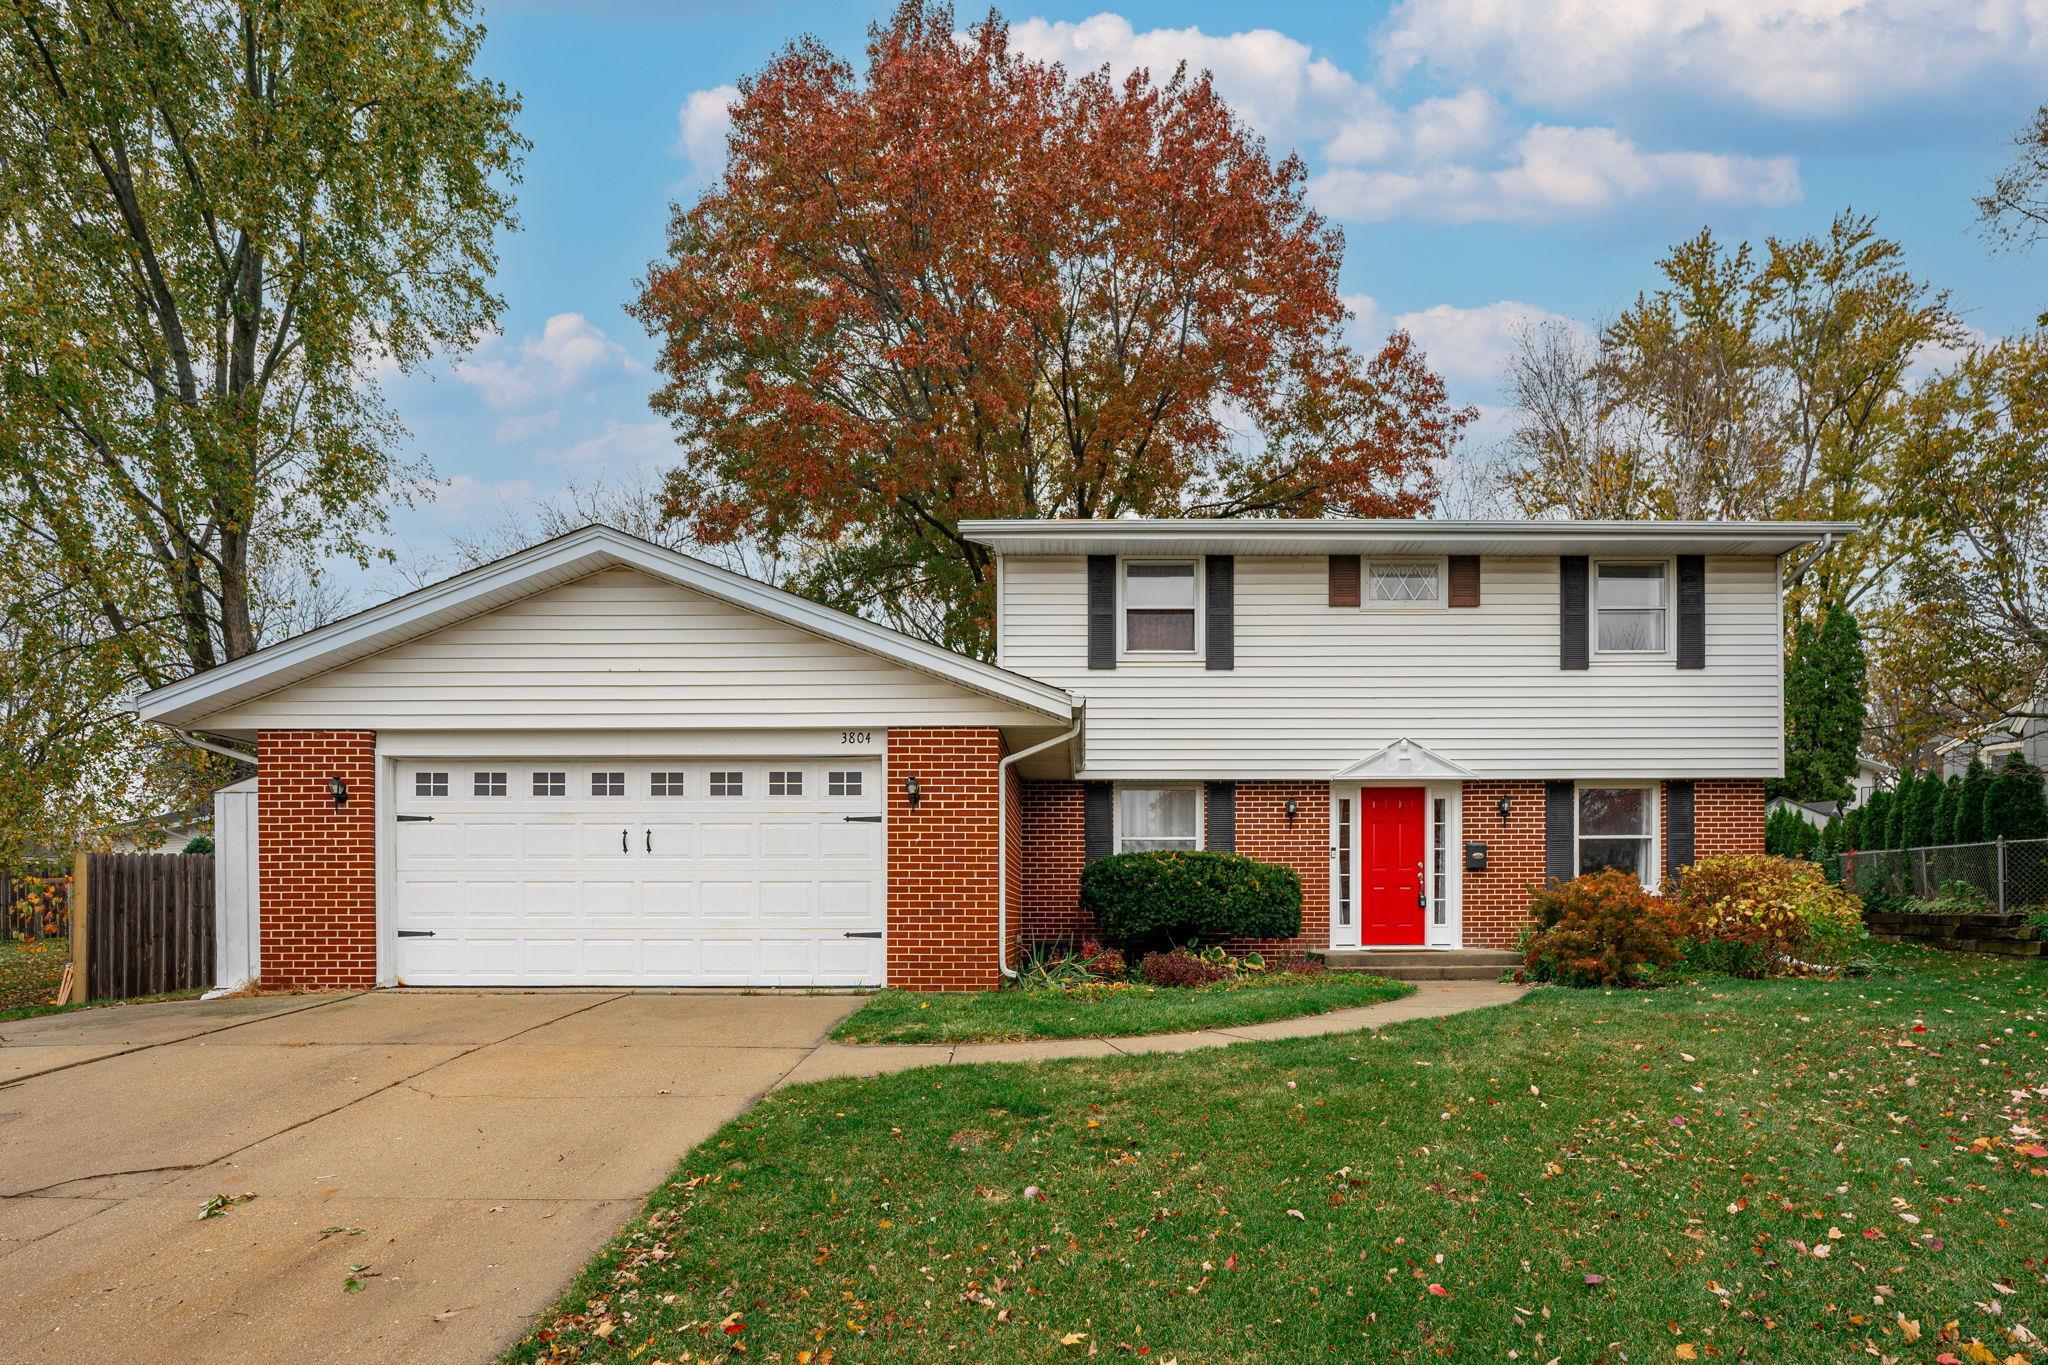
[1333,738,1475,782]
[960,518,1859,558]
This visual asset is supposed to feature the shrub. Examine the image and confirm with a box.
[1519,870,1680,988]
[1019,938,1128,988]
[1671,853,1864,977]
[1138,948,1231,988]
[1077,937,1126,980]
[1902,879,1995,915]
[1081,851,1302,952]
[182,834,215,855]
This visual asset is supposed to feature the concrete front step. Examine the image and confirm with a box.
[1317,949,1520,983]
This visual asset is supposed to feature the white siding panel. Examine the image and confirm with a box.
[209,568,1046,732]
[999,554,1784,779]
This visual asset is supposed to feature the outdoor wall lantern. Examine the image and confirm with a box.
[904,775,922,810]
[1496,795,1512,824]
[330,776,349,809]
[1284,797,1298,823]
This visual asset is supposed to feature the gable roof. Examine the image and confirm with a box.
[137,526,1076,729]
[1332,738,1475,781]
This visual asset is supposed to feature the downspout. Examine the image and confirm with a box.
[1779,531,1837,591]
[997,710,1083,980]
[161,725,259,767]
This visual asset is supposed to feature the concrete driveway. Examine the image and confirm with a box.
[0,989,858,1364]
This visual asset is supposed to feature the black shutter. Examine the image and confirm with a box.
[1665,780,1696,881]
[1328,555,1360,607]
[1447,555,1481,608]
[1205,781,1236,851]
[1559,556,1589,670]
[1544,780,1576,883]
[1087,555,1116,670]
[1084,782,1114,862]
[1675,555,1706,670]
[1205,555,1234,671]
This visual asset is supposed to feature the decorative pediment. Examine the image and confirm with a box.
[1333,738,1474,782]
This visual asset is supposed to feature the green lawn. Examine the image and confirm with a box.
[508,944,2047,1364]
[832,971,1416,1043]
[0,937,69,1013]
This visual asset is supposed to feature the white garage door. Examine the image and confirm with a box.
[391,759,885,986]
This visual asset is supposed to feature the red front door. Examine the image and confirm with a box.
[1360,787,1425,945]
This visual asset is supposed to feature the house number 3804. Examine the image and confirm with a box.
[841,731,875,745]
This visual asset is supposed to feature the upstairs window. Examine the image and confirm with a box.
[1595,562,1668,653]
[1123,562,1197,653]
[1368,560,1439,605]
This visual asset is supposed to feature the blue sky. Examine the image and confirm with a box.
[371,0,2048,583]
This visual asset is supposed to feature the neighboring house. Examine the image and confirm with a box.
[100,807,211,854]
[1769,796,1839,829]
[134,519,1847,993]
[1937,706,2047,778]
[1851,752,1893,807]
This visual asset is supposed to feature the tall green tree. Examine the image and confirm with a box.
[1987,754,2048,840]
[1900,769,1940,848]
[1859,788,1892,851]
[0,0,524,852]
[1931,773,1961,845]
[1779,604,1868,803]
[1956,755,1994,843]
[1498,212,1962,626]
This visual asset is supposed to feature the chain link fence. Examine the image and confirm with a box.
[1841,837,2048,913]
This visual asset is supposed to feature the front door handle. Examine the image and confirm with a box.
[1418,863,1428,908]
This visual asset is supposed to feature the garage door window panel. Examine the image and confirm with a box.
[591,770,626,798]
[532,771,566,797]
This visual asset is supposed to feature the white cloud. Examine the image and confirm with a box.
[1012,14,1383,149]
[456,313,639,410]
[674,84,739,177]
[1348,296,1589,399]
[549,418,674,468]
[1906,321,1993,383]
[1377,0,2048,117]
[1009,12,1804,223]
[1311,125,1800,223]
[420,473,539,518]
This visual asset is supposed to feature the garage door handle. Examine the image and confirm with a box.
[843,931,884,939]
[842,815,883,823]
[622,829,628,853]
[645,829,652,852]
[396,814,433,823]
[397,930,434,938]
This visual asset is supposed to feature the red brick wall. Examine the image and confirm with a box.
[1230,781,1330,958]
[1020,780,1088,946]
[257,730,377,990]
[1016,779,1329,959]
[1459,780,1549,949]
[886,727,1006,991]
[1693,778,1766,857]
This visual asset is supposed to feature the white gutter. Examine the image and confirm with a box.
[163,724,259,767]
[996,714,1083,980]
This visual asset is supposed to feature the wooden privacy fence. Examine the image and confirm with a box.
[76,853,215,1001]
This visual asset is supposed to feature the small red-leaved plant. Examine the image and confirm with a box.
[1520,870,1679,988]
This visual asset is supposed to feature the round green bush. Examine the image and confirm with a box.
[1080,850,1302,951]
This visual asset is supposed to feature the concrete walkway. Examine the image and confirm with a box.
[778,979,1527,1085]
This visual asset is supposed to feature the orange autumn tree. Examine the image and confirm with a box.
[633,2,1472,657]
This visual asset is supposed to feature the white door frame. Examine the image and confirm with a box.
[1328,780,1463,950]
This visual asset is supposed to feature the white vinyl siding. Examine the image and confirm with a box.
[204,567,1052,733]
[999,554,1783,779]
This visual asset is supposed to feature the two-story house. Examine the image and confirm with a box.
[136,518,1849,993]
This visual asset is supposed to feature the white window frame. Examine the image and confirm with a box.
[1573,781,1660,889]
[1118,558,1204,659]
[1113,783,1204,855]
[1589,557,1675,660]
[1360,556,1448,611]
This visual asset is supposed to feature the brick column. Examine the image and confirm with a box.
[257,730,377,989]
[1459,779,1548,949]
[887,727,1006,991]
[1693,778,1766,856]
[1020,779,1088,946]
[1232,780,1331,958]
